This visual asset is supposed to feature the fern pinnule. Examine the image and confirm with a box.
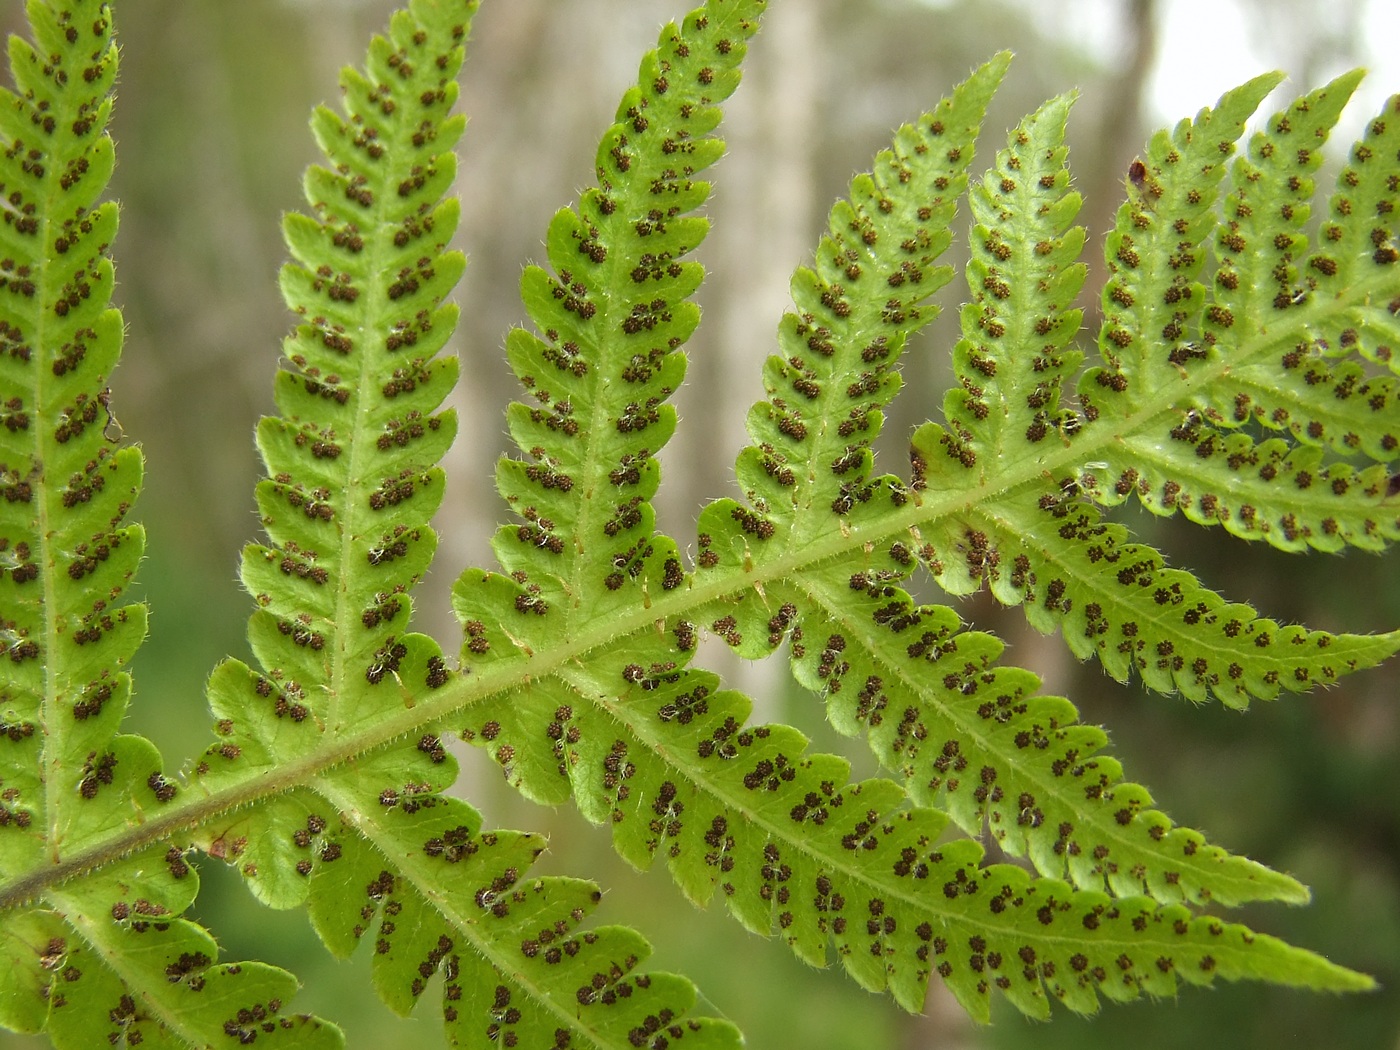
[688,53,1010,668]
[784,554,1321,907]
[1321,90,1400,376]
[723,54,1010,553]
[949,92,1085,463]
[1084,73,1282,402]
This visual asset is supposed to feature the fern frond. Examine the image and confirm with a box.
[3,0,1395,1043]
[466,642,1372,1022]
[696,63,1315,910]
[303,746,739,1049]
[907,75,1400,708]
[450,0,767,790]
[453,47,1389,1023]
[1083,71,1400,555]
[0,0,138,860]
[184,2,741,1045]
[785,552,1319,905]
[191,0,476,898]
[0,2,341,1045]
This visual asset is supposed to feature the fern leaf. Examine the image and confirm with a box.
[453,44,1390,1021]
[784,553,1317,905]
[451,0,768,779]
[906,75,1400,707]
[469,643,1375,1021]
[695,64,1318,908]
[186,2,741,1045]
[1084,71,1400,555]
[0,0,141,862]
[3,0,1396,1043]
[305,749,739,1049]
[0,2,340,1045]
[724,54,1011,548]
[193,0,478,883]
[473,0,766,637]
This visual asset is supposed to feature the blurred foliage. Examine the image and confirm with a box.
[3,0,1394,1047]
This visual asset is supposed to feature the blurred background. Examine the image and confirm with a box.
[2,0,1398,1046]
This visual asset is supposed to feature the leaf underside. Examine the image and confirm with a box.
[0,0,1396,1047]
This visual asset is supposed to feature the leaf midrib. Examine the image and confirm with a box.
[32,48,107,865]
[327,101,418,733]
[5,205,1390,915]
